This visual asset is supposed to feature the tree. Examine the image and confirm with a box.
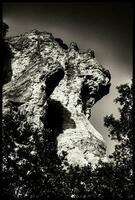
[2,108,71,198]
[104,82,133,198]
[2,109,40,198]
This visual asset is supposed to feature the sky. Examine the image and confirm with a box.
[2,2,133,155]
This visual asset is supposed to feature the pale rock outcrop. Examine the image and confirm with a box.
[2,30,111,167]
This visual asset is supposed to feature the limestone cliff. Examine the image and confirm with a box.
[2,30,111,167]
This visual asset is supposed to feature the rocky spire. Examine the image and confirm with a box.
[3,29,111,167]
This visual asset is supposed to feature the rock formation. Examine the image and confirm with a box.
[2,29,111,167]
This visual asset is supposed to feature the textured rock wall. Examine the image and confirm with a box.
[2,30,111,167]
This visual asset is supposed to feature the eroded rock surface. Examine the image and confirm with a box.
[2,30,111,167]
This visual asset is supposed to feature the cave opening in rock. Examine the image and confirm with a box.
[45,68,64,100]
[44,99,76,135]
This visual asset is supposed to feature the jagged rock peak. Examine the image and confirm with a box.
[69,42,79,51]
[86,49,95,58]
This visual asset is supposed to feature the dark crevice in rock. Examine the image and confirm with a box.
[44,99,76,134]
[94,83,111,102]
[80,82,91,114]
[9,100,25,106]
[55,38,68,50]
[45,67,64,99]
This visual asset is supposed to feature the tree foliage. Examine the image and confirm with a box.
[104,82,133,198]
[2,82,133,198]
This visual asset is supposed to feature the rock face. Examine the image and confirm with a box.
[2,30,111,167]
